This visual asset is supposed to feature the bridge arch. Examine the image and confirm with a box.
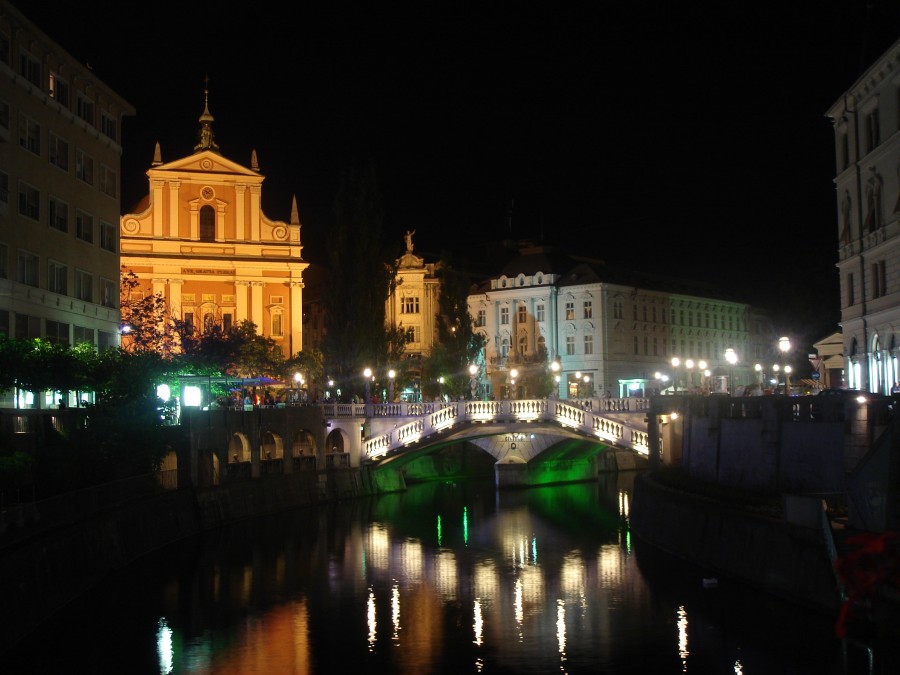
[291,428,317,458]
[260,430,284,460]
[228,432,252,463]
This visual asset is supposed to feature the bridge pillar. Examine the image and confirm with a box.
[495,459,527,488]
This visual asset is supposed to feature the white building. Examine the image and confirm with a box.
[467,243,769,399]
[827,36,900,393]
[0,0,134,406]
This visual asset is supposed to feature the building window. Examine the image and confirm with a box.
[49,196,68,233]
[100,278,117,308]
[183,312,195,334]
[17,250,39,287]
[653,337,658,356]
[15,314,41,339]
[644,336,649,355]
[584,334,593,355]
[500,306,509,325]
[476,309,486,327]
[18,114,40,155]
[73,325,94,346]
[872,260,887,299]
[613,300,623,319]
[100,221,116,252]
[100,112,117,142]
[536,304,544,322]
[271,312,284,337]
[49,72,70,107]
[517,304,527,324]
[76,210,94,243]
[0,242,7,279]
[840,132,849,170]
[847,272,855,306]
[500,337,509,359]
[199,204,215,241]
[518,334,527,355]
[633,336,639,355]
[18,50,41,87]
[405,325,421,344]
[49,133,69,171]
[566,335,575,356]
[76,94,95,127]
[75,269,93,301]
[45,319,69,345]
[76,149,94,185]
[18,181,40,221]
[401,296,420,314]
[99,164,117,198]
[0,99,9,134]
[583,300,592,319]
[223,313,233,332]
[565,301,574,320]
[864,107,880,153]
[0,32,8,66]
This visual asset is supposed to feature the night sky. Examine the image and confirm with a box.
[18,1,900,348]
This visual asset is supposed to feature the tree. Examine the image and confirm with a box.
[421,258,485,399]
[323,158,399,398]
[120,267,178,355]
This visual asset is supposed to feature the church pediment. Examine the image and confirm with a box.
[151,150,260,178]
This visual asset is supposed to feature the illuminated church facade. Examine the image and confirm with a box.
[119,91,307,357]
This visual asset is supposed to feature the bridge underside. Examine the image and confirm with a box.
[369,430,646,488]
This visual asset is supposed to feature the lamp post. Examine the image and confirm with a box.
[550,359,560,399]
[388,369,396,403]
[725,348,737,395]
[363,367,372,404]
[510,368,518,399]
[671,357,680,392]
[469,363,478,400]
[685,359,695,391]
[754,363,763,394]
[698,360,708,394]
[583,374,591,398]
[779,336,791,395]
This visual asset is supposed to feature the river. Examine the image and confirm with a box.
[4,471,865,674]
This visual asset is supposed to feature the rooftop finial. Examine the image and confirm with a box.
[194,75,219,153]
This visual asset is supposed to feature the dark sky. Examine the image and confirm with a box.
[19,0,900,346]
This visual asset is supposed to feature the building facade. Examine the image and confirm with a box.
[119,92,307,358]
[0,0,134,406]
[467,244,771,399]
[827,36,900,394]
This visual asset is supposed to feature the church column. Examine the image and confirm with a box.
[290,281,304,355]
[151,179,165,237]
[235,185,247,240]
[249,185,262,241]
[251,281,264,333]
[168,180,181,237]
[168,279,184,316]
[235,281,251,328]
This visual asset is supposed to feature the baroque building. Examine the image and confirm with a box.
[119,90,307,357]
[0,0,134,406]
[827,36,900,393]
[467,243,769,399]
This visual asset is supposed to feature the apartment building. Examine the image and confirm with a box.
[467,243,771,399]
[0,0,134,406]
[827,36,900,393]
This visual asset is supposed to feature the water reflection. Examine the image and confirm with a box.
[4,472,852,674]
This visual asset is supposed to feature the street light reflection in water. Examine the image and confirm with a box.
[6,474,853,674]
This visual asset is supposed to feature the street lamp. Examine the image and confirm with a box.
[779,337,791,395]
[685,359,695,390]
[469,363,478,400]
[363,367,372,403]
[724,348,737,395]
[550,360,560,399]
[670,357,680,392]
[388,369,396,403]
[510,368,518,399]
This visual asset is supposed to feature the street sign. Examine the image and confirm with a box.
[809,358,822,370]
[812,372,820,380]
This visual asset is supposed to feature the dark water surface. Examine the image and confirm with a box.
[5,473,867,674]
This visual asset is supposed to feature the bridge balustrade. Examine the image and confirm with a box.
[360,398,650,460]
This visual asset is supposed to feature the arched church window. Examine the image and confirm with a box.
[200,205,215,242]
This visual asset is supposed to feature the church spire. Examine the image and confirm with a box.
[194,75,219,153]
[291,194,301,226]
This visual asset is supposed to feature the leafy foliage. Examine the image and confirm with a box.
[323,158,399,397]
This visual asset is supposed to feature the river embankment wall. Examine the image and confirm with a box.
[629,472,841,614]
[0,467,405,655]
